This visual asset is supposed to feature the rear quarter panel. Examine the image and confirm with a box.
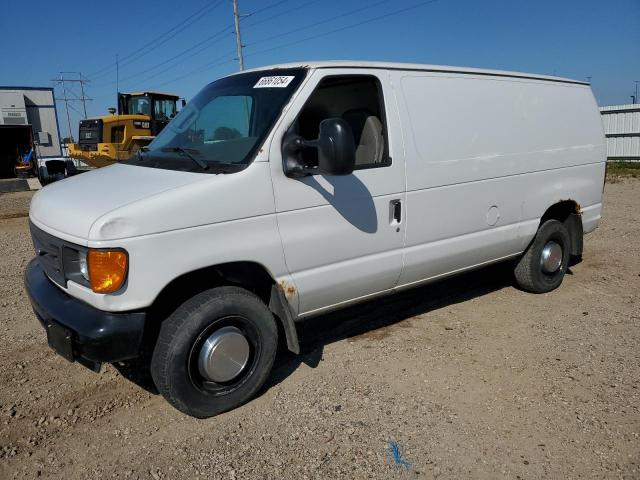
[391,71,605,287]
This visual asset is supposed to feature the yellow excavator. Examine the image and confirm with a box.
[68,92,183,167]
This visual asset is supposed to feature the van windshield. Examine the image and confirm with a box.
[127,69,306,173]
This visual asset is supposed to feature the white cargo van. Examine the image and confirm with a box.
[25,61,606,417]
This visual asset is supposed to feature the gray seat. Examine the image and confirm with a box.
[342,109,384,166]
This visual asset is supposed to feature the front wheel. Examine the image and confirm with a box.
[150,286,278,418]
[514,219,571,293]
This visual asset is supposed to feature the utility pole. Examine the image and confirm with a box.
[57,74,74,143]
[634,81,639,104]
[116,54,119,98]
[79,74,88,118]
[232,0,245,71]
[51,72,92,141]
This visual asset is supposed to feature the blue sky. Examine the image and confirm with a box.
[1,0,639,139]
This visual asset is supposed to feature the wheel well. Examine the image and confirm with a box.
[144,262,299,354]
[149,262,275,318]
[540,200,583,257]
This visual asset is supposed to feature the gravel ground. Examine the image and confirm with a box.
[0,180,638,479]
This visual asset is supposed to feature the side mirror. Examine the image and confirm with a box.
[282,118,356,178]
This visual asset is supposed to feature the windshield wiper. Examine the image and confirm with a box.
[161,147,209,170]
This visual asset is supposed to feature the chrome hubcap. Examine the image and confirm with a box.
[197,326,250,383]
[540,241,563,274]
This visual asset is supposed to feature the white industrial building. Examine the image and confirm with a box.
[0,87,63,178]
[600,104,640,161]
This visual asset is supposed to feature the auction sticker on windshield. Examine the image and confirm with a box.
[254,76,295,88]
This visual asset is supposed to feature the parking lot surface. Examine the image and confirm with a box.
[0,180,638,479]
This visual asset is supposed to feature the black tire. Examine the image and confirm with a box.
[514,219,571,293]
[65,159,78,176]
[38,165,49,186]
[150,286,278,418]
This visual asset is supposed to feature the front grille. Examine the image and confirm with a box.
[30,222,66,287]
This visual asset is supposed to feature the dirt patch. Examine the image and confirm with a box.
[0,212,29,220]
[0,182,639,479]
[0,190,34,219]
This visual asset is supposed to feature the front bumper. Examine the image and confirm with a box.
[67,143,118,168]
[24,258,146,365]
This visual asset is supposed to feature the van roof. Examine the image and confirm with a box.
[239,61,588,86]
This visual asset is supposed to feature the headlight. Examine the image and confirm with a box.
[62,247,128,293]
[87,249,128,293]
[78,251,89,281]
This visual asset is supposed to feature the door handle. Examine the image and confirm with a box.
[390,200,402,225]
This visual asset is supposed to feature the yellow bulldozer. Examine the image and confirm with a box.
[68,92,183,167]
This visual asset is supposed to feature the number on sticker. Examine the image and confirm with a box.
[253,76,295,88]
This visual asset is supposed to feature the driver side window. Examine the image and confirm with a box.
[293,75,390,169]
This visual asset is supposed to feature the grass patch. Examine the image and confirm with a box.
[606,161,640,181]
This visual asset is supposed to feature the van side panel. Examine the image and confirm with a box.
[398,74,604,189]
[391,71,605,287]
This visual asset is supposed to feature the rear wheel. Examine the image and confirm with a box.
[514,219,571,293]
[150,286,278,418]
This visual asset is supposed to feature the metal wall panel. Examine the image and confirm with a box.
[606,136,640,158]
[600,104,640,160]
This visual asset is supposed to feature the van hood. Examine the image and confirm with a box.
[30,164,209,241]
[30,162,274,243]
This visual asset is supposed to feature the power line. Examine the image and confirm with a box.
[245,0,289,18]
[243,0,323,28]
[246,0,441,59]
[166,1,395,83]
[87,0,224,80]
[116,0,226,72]
[89,0,321,89]
[51,72,92,142]
[88,1,222,78]
[152,56,237,89]
[93,25,233,88]
[66,102,85,118]
[90,0,442,97]
[244,0,392,47]
[152,0,441,89]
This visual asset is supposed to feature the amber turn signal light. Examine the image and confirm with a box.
[87,250,128,293]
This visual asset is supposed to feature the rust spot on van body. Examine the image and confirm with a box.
[559,199,582,215]
[278,280,296,300]
[574,202,582,215]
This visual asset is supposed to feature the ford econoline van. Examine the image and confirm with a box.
[25,61,606,417]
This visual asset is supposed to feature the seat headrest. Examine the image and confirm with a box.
[342,109,384,165]
[342,109,375,143]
